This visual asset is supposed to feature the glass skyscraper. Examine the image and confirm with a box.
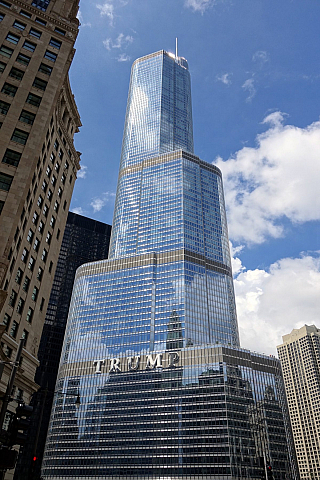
[42,51,298,479]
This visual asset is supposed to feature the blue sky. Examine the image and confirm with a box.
[69,0,320,355]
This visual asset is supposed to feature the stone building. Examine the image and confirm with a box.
[277,325,320,480]
[0,0,81,472]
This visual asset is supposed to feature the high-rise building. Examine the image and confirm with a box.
[42,50,298,479]
[0,0,80,466]
[14,212,111,480]
[277,325,320,480]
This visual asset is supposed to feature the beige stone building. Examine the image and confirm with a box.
[0,0,81,472]
[277,325,320,480]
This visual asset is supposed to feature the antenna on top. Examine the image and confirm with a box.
[175,38,178,58]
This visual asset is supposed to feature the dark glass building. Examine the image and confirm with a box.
[14,212,111,480]
[42,51,298,480]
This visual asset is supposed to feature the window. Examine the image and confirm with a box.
[9,66,24,80]
[26,93,42,107]
[35,16,46,25]
[42,204,48,217]
[22,276,30,292]
[31,286,38,301]
[19,10,31,18]
[0,200,4,214]
[47,190,53,202]
[16,297,25,314]
[42,180,47,192]
[53,200,59,213]
[28,256,35,271]
[1,83,17,97]
[23,40,36,52]
[6,32,20,45]
[3,313,10,330]
[15,268,23,285]
[8,290,17,307]
[64,160,69,170]
[57,187,62,197]
[32,212,39,225]
[46,232,51,244]
[10,320,18,339]
[48,260,53,273]
[32,0,50,11]
[38,62,52,75]
[54,27,65,36]
[51,175,56,187]
[38,221,44,234]
[26,229,34,242]
[26,307,33,324]
[39,297,45,311]
[37,266,43,281]
[16,53,30,65]
[13,20,26,31]
[50,152,55,163]
[54,139,59,150]
[0,13,5,21]
[58,149,64,160]
[21,248,28,263]
[0,45,14,58]
[54,162,60,173]
[29,28,41,39]
[0,61,6,73]
[0,100,10,115]
[36,196,43,208]
[2,149,21,167]
[49,215,55,228]
[41,248,47,262]
[21,329,29,344]
[33,77,47,91]
[49,37,61,49]
[45,166,51,178]
[69,175,72,184]
[61,174,66,185]
[19,110,35,125]
[63,200,67,210]
[56,228,60,239]
[11,128,29,145]
[0,0,11,7]
[44,50,57,62]
[33,237,40,251]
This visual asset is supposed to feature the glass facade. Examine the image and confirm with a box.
[42,51,298,479]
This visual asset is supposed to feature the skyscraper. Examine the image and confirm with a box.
[14,212,111,480]
[277,325,320,480]
[0,0,81,426]
[42,50,298,479]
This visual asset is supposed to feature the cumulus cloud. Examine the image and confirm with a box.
[71,207,85,215]
[91,192,116,212]
[252,50,269,65]
[103,33,133,51]
[96,2,114,24]
[184,0,214,13]
[77,165,87,179]
[215,112,320,244]
[242,78,256,102]
[232,251,320,355]
[216,73,232,85]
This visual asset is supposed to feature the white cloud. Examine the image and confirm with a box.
[215,113,320,244]
[71,207,84,215]
[232,252,320,355]
[77,165,87,179]
[96,2,114,24]
[103,33,134,51]
[91,191,116,212]
[185,0,214,13]
[216,73,232,85]
[77,10,91,27]
[242,78,256,102]
[117,53,130,62]
[252,50,269,65]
